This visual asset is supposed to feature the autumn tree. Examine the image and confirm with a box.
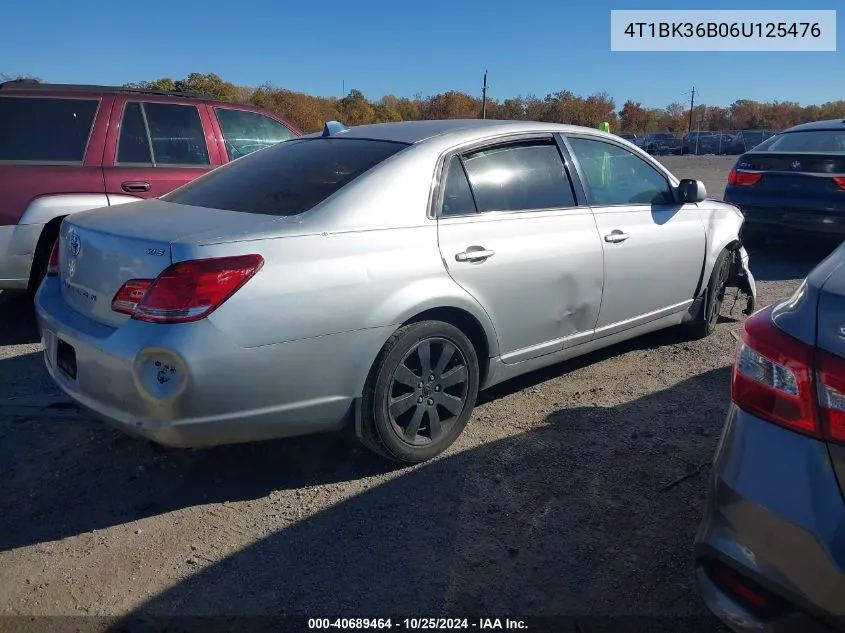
[661,102,686,134]
[619,100,647,134]
[420,91,480,119]
[1,73,41,82]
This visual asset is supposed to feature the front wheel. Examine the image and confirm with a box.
[360,321,480,464]
[689,249,731,340]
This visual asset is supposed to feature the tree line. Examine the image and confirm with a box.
[5,72,845,136]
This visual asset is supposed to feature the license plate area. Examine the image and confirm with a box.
[56,339,77,380]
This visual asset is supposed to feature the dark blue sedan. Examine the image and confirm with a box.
[695,244,845,631]
[724,119,845,245]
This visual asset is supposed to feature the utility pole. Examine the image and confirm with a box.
[342,79,345,97]
[687,86,695,133]
[481,70,488,119]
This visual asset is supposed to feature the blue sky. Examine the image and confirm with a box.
[2,0,841,109]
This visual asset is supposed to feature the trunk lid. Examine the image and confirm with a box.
[737,151,845,201]
[57,200,284,326]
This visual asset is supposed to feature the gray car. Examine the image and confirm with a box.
[695,245,845,631]
[35,119,756,463]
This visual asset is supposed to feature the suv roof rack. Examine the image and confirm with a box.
[0,79,211,100]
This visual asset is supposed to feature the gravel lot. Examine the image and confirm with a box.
[0,155,836,629]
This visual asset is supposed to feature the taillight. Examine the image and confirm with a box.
[731,306,818,437]
[111,280,152,315]
[833,176,845,190]
[111,255,263,324]
[728,168,762,186]
[816,350,845,443]
[46,239,60,276]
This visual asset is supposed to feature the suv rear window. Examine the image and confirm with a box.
[163,137,408,216]
[755,130,845,153]
[0,96,98,163]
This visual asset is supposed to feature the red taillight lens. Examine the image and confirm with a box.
[833,176,845,190]
[111,279,153,315]
[707,562,768,611]
[816,350,845,443]
[46,239,60,276]
[728,168,762,186]
[121,255,264,324]
[731,306,819,437]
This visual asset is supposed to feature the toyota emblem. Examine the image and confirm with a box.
[68,230,81,258]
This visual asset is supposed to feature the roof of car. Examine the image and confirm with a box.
[0,79,212,102]
[314,119,611,145]
[783,119,845,133]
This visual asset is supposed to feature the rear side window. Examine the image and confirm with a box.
[215,108,297,160]
[0,96,98,163]
[461,141,576,212]
[441,156,477,216]
[163,138,407,216]
[755,130,845,153]
[117,101,210,166]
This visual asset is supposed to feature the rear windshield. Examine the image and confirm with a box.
[755,130,845,153]
[163,137,408,216]
[0,96,99,163]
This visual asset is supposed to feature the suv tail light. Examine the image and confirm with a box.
[728,168,763,186]
[110,255,263,324]
[833,176,845,190]
[732,306,845,443]
[46,239,60,276]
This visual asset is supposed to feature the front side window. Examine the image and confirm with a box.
[568,137,674,206]
[460,141,576,213]
[118,102,210,166]
[163,138,407,217]
[215,108,297,160]
[0,96,98,162]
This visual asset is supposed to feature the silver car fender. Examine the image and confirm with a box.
[368,275,502,360]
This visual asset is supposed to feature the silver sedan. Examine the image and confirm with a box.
[35,119,756,463]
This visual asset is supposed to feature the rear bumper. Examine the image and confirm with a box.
[694,405,845,631]
[34,278,392,448]
[0,222,43,290]
[725,194,845,239]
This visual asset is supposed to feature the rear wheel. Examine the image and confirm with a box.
[360,321,480,464]
[690,249,731,339]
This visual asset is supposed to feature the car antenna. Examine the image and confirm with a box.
[323,121,349,137]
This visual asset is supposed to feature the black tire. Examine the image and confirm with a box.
[690,249,731,339]
[360,320,480,464]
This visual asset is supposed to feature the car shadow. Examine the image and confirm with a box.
[98,368,730,629]
[747,238,839,282]
[0,290,40,346]
[0,311,738,555]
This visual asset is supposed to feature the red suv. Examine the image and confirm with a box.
[0,80,301,293]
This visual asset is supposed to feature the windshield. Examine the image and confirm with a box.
[754,130,845,153]
[163,137,409,216]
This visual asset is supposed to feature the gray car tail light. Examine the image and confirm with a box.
[732,305,845,444]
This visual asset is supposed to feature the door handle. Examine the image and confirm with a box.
[455,248,495,263]
[604,230,629,244]
[122,181,151,193]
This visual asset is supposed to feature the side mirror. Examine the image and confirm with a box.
[678,178,707,203]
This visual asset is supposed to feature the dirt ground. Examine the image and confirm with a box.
[0,155,835,629]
